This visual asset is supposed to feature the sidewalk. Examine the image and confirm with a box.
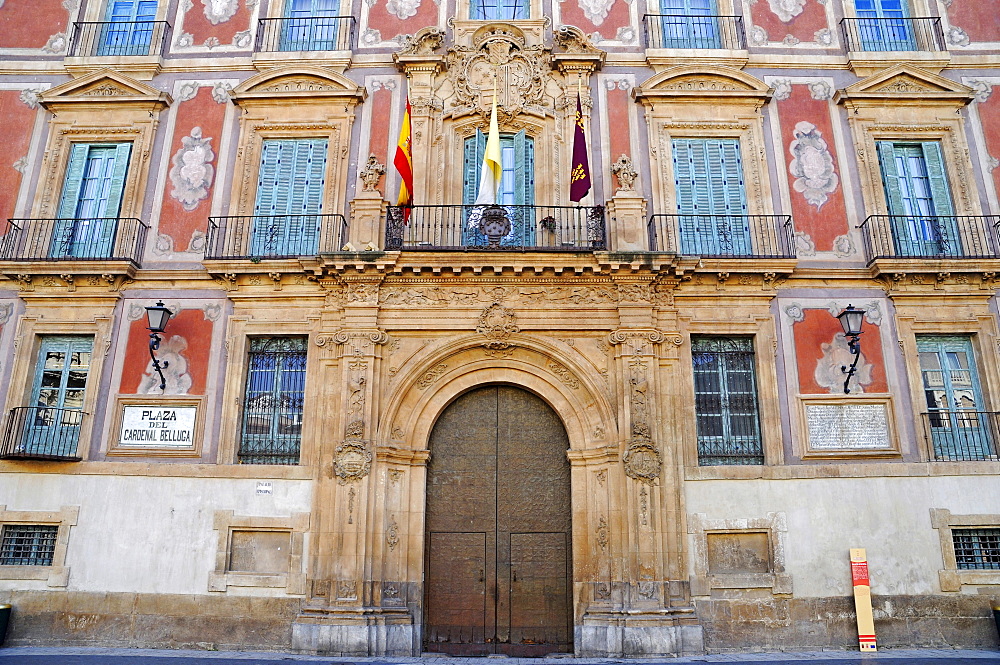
[0,647,999,664]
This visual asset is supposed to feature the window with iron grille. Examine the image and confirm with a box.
[0,524,58,566]
[692,336,763,466]
[238,337,307,465]
[953,528,1000,570]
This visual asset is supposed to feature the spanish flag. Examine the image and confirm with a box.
[394,96,414,221]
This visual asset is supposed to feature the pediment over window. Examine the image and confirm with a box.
[633,66,771,105]
[230,66,367,107]
[835,64,974,108]
[39,69,171,112]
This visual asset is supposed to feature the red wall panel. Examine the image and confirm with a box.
[120,309,213,395]
[0,91,35,222]
[793,308,887,395]
[183,2,251,46]
[0,0,68,49]
[749,1,827,42]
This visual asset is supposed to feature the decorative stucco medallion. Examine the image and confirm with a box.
[202,0,238,24]
[334,440,372,483]
[386,0,420,19]
[768,0,805,22]
[578,0,613,26]
[169,127,215,212]
[788,121,838,211]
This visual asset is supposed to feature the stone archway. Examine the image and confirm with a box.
[423,384,573,656]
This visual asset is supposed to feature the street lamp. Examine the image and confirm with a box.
[145,301,172,392]
[837,304,865,394]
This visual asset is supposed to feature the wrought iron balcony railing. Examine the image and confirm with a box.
[647,214,795,258]
[642,14,745,50]
[840,17,945,52]
[255,15,356,52]
[68,21,171,57]
[859,215,1000,263]
[0,406,85,461]
[205,214,348,260]
[385,204,607,251]
[922,411,1000,462]
[0,218,148,265]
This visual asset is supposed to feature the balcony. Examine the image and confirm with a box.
[647,214,795,259]
[840,17,947,74]
[68,20,171,57]
[384,204,606,251]
[0,217,148,275]
[0,407,85,461]
[205,214,349,261]
[922,411,1000,462]
[641,14,747,68]
[859,215,1000,272]
[642,14,745,50]
[255,15,356,52]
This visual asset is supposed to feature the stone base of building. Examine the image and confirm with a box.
[576,609,705,657]
[0,590,301,650]
[291,607,415,656]
[696,595,1000,651]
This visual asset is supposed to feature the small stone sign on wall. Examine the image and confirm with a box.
[109,397,203,457]
[800,397,898,457]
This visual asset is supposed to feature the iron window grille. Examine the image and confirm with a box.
[953,528,1000,570]
[0,524,58,566]
[238,337,308,465]
[692,336,763,466]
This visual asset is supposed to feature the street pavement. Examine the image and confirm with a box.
[0,648,1000,665]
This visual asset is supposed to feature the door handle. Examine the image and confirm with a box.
[512,569,517,583]
[478,569,484,583]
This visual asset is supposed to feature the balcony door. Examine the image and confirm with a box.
[463,131,535,247]
[877,141,958,257]
[52,143,131,259]
[281,0,341,51]
[99,0,157,56]
[424,386,572,656]
[21,337,93,458]
[918,336,994,460]
[659,0,720,48]
[672,138,750,256]
[855,0,913,51]
[252,138,327,257]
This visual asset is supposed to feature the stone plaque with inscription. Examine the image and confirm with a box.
[805,403,891,450]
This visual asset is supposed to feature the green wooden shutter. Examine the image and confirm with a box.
[56,144,90,220]
[920,141,955,217]
[877,140,904,215]
[102,143,132,218]
[24,336,93,457]
[512,130,533,207]
[463,130,485,206]
[253,139,327,256]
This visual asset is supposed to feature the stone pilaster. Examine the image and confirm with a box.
[605,191,649,252]
[348,192,388,250]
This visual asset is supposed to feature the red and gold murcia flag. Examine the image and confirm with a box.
[569,92,591,202]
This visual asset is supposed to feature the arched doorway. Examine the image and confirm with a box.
[423,385,573,656]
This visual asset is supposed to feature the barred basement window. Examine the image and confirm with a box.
[0,524,58,566]
[238,337,307,465]
[953,528,1000,570]
[692,336,763,466]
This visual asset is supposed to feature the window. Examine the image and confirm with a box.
[462,130,534,246]
[953,529,1000,570]
[280,0,343,51]
[917,335,995,461]
[98,0,158,56]
[673,138,750,256]
[12,336,93,459]
[855,0,913,51]
[658,0,721,49]
[877,141,957,256]
[691,336,762,465]
[53,143,132,259]
[239,337,307,465]
[470,0,527,20]
[251,139,327,257]
[0,525,58,566]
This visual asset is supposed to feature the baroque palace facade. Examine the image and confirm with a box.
[0,0,999,656]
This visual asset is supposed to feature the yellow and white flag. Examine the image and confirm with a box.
[474,85,503,205]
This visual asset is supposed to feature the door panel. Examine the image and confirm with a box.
[424,386,572,655]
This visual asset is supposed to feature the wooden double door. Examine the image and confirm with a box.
[424,386,573,656]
